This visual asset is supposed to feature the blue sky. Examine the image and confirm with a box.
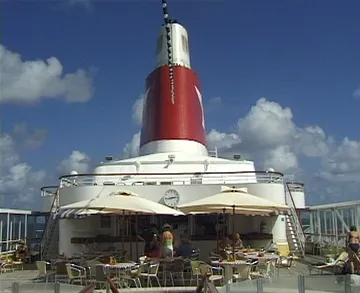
[1,0,360,208]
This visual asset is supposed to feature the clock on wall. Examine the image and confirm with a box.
[163,189,180,208]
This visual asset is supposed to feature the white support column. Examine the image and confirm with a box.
[6,213,10,251]
[334,209,349,232]
[317,210,322,242]
[18,221,22,240]
[9,221,13,250]
[0,220,3,253]
[310,211,314,242]
[24,215,28,240]
[340,210,345,234]
[331,209,336,245]
[324,211,328,236]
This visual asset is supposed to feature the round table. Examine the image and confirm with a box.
[212,260,248,284]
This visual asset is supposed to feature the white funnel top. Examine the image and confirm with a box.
[156,22,191,69]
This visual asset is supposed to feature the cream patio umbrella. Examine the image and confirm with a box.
[178,186,289,257]
[178,186,289,213]
[60,191,184,215]
[60,191,184,257]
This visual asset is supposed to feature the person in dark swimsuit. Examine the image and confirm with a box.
[347,226,360,274]
[348,226,360,252]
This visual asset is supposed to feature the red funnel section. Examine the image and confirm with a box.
[139,65,207,155]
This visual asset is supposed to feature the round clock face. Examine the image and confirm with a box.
[163,189,180,208]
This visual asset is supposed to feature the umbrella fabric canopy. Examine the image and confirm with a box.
[178,186,289,214]
[60,191,184,216]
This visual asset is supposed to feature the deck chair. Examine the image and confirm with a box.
[309,251,348,275]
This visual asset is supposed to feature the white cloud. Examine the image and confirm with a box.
[263,145,298,173]
[57,150,91,175]
[207,129,241,152]
[207,97,360,184]
[132,96,144,126]
[0,131,46,207]
[353,87,360,99]
[319,138,360,182]
[0,44,94,104]
[236,98,295,150]
[205,97,222,114]
[113,95,360,204]
[10,122,48,150]
[122,132,141,159]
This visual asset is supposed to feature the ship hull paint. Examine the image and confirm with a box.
[140,65,207,153]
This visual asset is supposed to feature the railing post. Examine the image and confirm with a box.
[344,274,352,293]
[256,278,263,293]
[298,275,305,293]
[54,281,60,293]
[11,282,19,293]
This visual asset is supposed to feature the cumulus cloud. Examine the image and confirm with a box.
[0,45,94,104]
[118,94,360,204]
[0,131,47,207]
[132,96,144,126]
[205,97,222,114]
[122,132,141,159]
[57,150,92,175]
[10,122,48,150]
[207,129,241,152]
[353,86,360,99]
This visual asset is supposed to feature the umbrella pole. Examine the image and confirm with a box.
[216,214,219,254]
[135,213,139,260]
[232,205,235,260]
[222,209,226,237]
[122,210,125,258]
[129,213,132,261]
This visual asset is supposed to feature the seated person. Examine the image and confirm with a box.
[219,236,232,251]
[176,234,193,258]
[145,234,160,258]
[138,224,159,257]
[233,233,244,249]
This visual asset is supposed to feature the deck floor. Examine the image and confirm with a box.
[0,257,355,293]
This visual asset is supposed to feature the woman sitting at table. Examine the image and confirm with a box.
[176,234,193,258]
[219,236,232,251]
[145,234,160,258]
[233,233,244,249]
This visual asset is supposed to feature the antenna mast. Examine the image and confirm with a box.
[161,0,175,104]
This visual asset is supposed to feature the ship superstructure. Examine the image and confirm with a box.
[39,0,306,261]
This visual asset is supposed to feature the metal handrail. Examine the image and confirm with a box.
[285,182,306,256]
[40,189,58,259]
[58,170,284,187]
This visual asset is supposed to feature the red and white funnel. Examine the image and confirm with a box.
[139,22,208,156]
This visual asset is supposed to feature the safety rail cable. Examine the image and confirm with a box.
[285,182,306,256]
[40,189,59,259]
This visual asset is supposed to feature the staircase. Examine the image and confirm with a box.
[41,190,60,261]
[284,183,306,257]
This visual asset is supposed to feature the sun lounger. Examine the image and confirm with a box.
[308,251,348,275]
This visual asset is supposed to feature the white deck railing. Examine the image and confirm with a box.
[56,170,284,188]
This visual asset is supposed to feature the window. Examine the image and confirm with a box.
[190,178,202,185]
[182,35,189,54]
[100,215,111,229]
[160,182,172,185]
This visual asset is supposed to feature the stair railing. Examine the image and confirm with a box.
[40,189,59,260]
[285,182,306,257]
